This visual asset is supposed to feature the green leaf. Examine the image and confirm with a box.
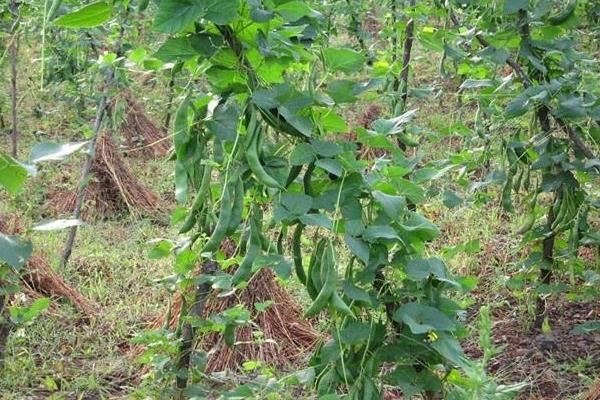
[554,96,587,119]
[430,335,467,368]
[154,0,239,33]
[319,111,348,133]
[363,225,399,242]
[154,0,205,33]
[9,297,50,324]
[290,143,315,165]
[148,240,172,259]
[274,193,313,222]
[324,48,365,74]
[254,300,273,312]
[299,213,333,229]
[339,321,371,344]
[342,281,371,303]
[30,141,89,163]
[205,101,240,142]
[0,154,28,194]
[154,34,222,62]
[344,235,370,264]
[311,140,341,157]
[54,1,111,28]
[372,191,406,220]
[442,190,463,208]
[274,1,313,22]
[0,233,32,269]
[399,213,440,242]
[371,110,417,135]
[315,158,343,177]
[405,258,447,280]
[393,303,456,334]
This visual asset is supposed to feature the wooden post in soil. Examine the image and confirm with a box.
[8,0,20,158]
[60,8,130,268]
[59,88,110,268]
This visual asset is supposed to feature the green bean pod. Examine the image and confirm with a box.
[232,211,261,284]
[292,224,307,284]
[179,164,213,234]
[305,243,336,317]
[246,120,283,189]
[201,181,234,254]
[227,177,245,234]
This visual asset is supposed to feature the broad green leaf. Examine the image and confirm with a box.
[0,154,28,194]
[32,219,85,231]
[290,143,315,165]
[274,1,313,22]
[154,0,206,33]
[154,34,222,62]
[311,140,341,157]
[299,213,333,229]
[339,321,371,344]
[9,297,50,324]
[148,240,172,259]
[393,303,456,334]
[319,111,348,133]
[363,225,399,242]
[399,213,440,242]
[30,141,89,163]
[554,96,587,119]
[154,0,239,34]
[0,233,32,269]
[326,80,366,103]
[279,107,313,137]
[344,235,369,264]
[315,158,343,177]
[442,190,463,208]
[274,193,313,222]
[324,48,365,74]
[405,258,447,280]
[372,191,406,219]
[205,101,240,142]
[342,281,371,303]
[371,110,418,135]
[430,335,468,368]
[54,1,111,28]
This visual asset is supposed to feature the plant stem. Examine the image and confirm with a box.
[175,261,217,397]
[9,0,19,158]
[0,292,10,370]
[163,70,176,132]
